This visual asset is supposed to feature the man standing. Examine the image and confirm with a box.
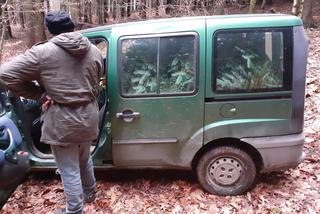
[0,11,103,214]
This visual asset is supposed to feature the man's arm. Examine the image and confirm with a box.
[0,46,44,100]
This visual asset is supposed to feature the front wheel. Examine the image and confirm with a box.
[196,146,256,196]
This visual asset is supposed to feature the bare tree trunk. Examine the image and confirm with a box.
[60,0,68,11]
[3,2,13,39]
[302,0,314,28]
[17,0,25,28]
[140,0,147,18]
[249,0,257,13]
[24,0,36,47]
[97,0,105,24]
[157,0,166,17]
[45,0,50,11]
[103,0,108,22]
[88,0,92,23]
[200,0,208,15]
[70,0,81,23]
[34,0,46,42]
[0,0,8,64]
[78,0,82,22]
[84,0,93,23]
[292,0,314,28]
[292,0,302,16]
[146,0,152,18]
[166,0,172,15]
[214,0,226,15]
[116,0,121,20]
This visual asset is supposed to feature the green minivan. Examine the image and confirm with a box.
[0,14,309,196]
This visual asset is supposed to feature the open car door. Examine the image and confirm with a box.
[0,92,30,209]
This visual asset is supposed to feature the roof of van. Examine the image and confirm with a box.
[80,14,302,34]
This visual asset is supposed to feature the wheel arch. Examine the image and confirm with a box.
[191,137,264,172]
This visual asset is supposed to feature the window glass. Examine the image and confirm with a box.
[214,30,286,93]
[89,38,108,109]
[159,36,196,93]
[120,35,197,96]
[90,38,108,58]
[121,38,157,95]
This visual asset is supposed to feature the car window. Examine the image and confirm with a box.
[213,28,292,93]
[90,38,108,58]
[120,34,197,96]
[89,38,108,77]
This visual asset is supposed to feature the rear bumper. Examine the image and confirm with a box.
[242,133,305,172]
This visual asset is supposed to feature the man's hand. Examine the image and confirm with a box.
[42,95,54,111]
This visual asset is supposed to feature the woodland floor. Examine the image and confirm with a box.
[1,2,320,214]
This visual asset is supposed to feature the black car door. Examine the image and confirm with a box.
[0,93,30,209]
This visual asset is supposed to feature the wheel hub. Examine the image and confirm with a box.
[208,157,243,186]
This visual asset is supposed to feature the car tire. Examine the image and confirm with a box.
[196,146,256,196]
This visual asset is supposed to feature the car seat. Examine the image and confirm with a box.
[0,116,23,154]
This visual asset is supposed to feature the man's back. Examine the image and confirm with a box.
[32,32,102,106]
[0,11,101,213]
[0,32,104,145]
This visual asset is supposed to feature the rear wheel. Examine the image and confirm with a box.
[196,146,256,196]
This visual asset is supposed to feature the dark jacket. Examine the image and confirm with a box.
[0,32,103,145]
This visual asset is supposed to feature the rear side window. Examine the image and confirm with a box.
[213,28,292,93]
[120,34,197,97]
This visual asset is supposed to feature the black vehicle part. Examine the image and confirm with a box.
[0,152,29,209]
[0,116,23,154]
[31,117,51,154]
[196,146,256,196]
[10,97,51,155]
[0,152,29,189]
[0,116,29,209]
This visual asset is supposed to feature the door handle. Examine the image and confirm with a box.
[116,109,140,122]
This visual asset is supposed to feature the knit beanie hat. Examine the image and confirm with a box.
[45,11,75,35]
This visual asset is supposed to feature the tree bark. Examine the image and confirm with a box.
[214,0,226,15]
[34,0,46,42]
[0,0,10,64]
[261,0,272,9]
[45,0,50,11]
[16,0,25,28]
[97,0,105,24]
[140,0,147,18]
[84,0,93,23]
[157,0,166,17]
[249,0,257,13]
[3,2,13,39]
[292,0,314,28]
[292,0,302,16]
[302,0,314,28]
[24,0,36,47]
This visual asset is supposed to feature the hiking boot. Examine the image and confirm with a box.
[54,208,66,214]
[84,192,96,203]
[55,207,83,214]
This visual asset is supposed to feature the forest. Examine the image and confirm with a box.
[0,0,320,213]
[0,0,316,58]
